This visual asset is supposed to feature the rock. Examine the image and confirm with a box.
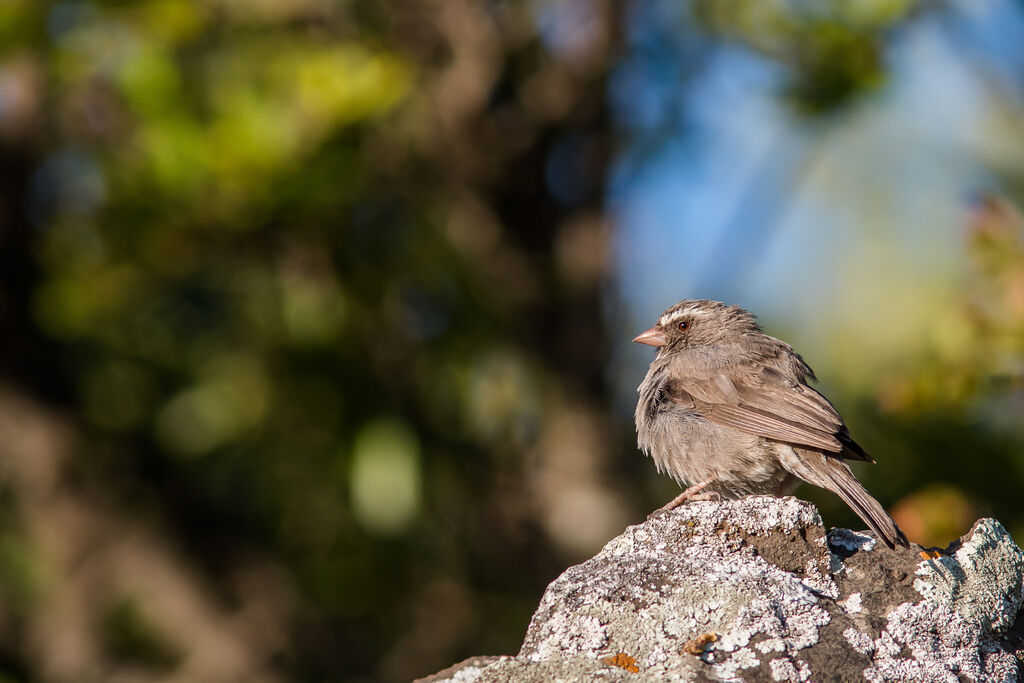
[417,496,1024,682]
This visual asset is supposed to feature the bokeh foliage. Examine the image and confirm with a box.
[0,0,1022,681]
[2,0,622,680]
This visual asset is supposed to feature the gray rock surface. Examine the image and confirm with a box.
[418,496,1024,682]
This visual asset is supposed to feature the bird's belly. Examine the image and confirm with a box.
[641,409,789,497]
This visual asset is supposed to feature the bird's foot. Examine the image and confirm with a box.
[648,479,719,519]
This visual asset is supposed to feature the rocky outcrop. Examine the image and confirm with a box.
[418,496,1024,682]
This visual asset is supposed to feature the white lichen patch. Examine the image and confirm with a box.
[839,592,862,614]
[843,626,874,655]
[859,604,1000,683]
[448,664,486,682]
[769,657,798,681]
[800,558,838,599]
[766,657,811,682]
[852,519,1024,682]
[754,636,786,654]
[914,518,1024,632]
[679,496,824,536]
[712,645,760,679]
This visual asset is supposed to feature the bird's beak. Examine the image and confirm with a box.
[632,327,667,347]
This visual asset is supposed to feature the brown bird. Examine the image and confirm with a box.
[634,299,909,549]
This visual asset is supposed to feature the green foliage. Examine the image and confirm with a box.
[693,0,919,112]
[3,1,607,680]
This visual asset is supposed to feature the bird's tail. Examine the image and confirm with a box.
[782,451,909,549]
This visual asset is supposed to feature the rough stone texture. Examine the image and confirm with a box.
[418,497,1024,682]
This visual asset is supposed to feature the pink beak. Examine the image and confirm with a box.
[632,326,668,347]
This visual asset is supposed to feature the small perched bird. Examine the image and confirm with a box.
[634,299,909,549]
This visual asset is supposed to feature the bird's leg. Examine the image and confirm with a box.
[776,475,799,497]
[650,479,719,518]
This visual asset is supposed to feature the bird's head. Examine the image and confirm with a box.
[632,299,761,354]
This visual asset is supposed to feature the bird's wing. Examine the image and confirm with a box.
[666,363,867,457]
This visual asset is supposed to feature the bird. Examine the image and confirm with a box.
[633,299,909,549]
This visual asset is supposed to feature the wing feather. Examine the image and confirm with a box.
[697,402,842,451]
[665,358,865,457]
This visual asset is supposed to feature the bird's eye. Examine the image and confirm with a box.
[677,320,689,331]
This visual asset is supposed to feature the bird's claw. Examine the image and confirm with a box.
[649,479,718,519]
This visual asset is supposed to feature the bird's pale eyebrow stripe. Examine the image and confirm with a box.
[659,307,704,326]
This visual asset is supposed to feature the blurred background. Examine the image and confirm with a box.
[0,0,1022,680]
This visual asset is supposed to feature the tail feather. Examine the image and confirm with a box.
[780,449,909,549]
[828,469,909,549]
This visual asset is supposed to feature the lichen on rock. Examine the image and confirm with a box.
[418,497,1024,682]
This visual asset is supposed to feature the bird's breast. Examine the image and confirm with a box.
[638,404,788,496]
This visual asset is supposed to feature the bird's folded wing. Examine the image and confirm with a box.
[674,369,846,453]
